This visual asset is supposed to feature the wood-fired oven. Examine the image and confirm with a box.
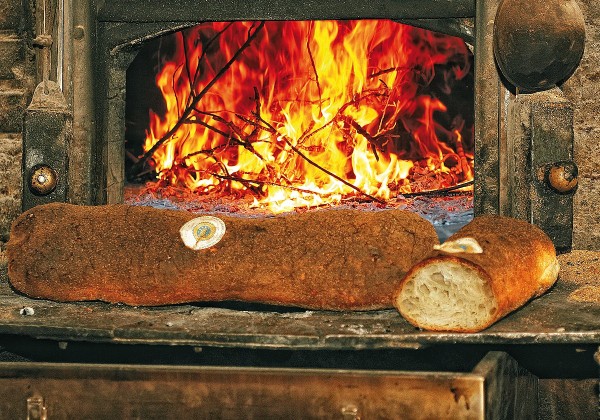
[0,0,599,418]
[20,0,582,250]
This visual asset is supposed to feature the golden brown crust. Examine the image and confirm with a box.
[393,215,559,332]
[446,215,559,303]
[7,203,439,310]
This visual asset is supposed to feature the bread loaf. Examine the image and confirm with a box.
[393,216,559,332]
[7,203,439,310]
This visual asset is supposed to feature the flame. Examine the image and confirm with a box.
[142,20,473,212]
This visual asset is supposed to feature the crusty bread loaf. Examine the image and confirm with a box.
[393,215,559,332]
[7,203,439,310]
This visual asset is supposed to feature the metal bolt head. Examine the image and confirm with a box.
[73,25,85,40]
[28,164,58,196]
[547,161,578,193]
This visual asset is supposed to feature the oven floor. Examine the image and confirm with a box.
[0,251,598,349]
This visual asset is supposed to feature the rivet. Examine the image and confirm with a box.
[28,164,58,196]
[73,25,85,40]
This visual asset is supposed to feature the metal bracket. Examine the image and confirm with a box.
[506,88,575,251]
[22,80,72,211]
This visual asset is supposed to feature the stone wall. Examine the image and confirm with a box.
[0,0,598,250]
[0,0,34,135]
[0,134,21,241]
[563,0,600,249]
[0,0,35,262]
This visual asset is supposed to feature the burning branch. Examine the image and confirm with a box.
[340,116,381,161]
[134,21,475,210]
[195,110,268,162]
[306,23,323,118]
[181,32,194,103]
[199,170,333,198]
[131,21,266,176]
[281,137,386,204]
[188,22,235,107]
[249,90,386,205]
[400,180,474,197]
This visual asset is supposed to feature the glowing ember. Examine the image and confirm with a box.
[139,20,473,213]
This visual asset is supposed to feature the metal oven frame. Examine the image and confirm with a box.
[21,0,576,249]
[4,1,598,416]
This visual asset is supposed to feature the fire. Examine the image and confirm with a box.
[141,20,473,212]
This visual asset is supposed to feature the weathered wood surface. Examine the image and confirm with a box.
[0,352,535,419]
[475,351,538,419]
[474,0,503,216]
[0,251,599,349]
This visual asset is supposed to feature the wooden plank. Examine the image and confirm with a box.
[474,352,538,419]
[0,352,534,419]
[0,369,481,419]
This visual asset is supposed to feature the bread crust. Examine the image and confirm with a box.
[394,215,559,332]
[7,203,439,310]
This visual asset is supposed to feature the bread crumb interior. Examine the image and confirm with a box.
[397,261,498,330]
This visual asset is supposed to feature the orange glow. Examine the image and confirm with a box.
[142,20,473,212]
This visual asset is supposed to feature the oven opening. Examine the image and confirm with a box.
[123,20,474,228]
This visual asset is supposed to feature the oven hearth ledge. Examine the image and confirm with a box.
[0,250,598,349]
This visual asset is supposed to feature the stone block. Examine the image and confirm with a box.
[0,196,20,242]
[0,241,6,265]
[573,175,600,250]
[0,33,24,79]
[0,0,22,31]
[0,134,22,242]
[573,124,600,176]
[0,89,26,132]
[561,0,600,250]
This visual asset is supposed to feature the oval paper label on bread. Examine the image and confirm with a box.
[180,216,226,250]
[433,237,483,254]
